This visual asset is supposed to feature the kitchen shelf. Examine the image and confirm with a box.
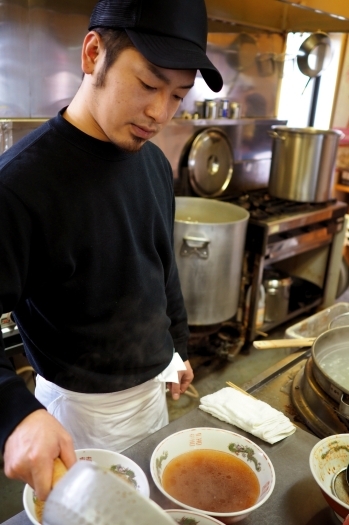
[335,183,349,193]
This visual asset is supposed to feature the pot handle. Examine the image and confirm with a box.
[339,394,349,419]
[180,236,210,259]
[267,130,286,140]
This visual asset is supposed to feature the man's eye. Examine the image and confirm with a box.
[141,81,156,91]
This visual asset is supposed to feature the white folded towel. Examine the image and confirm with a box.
[199,387,296,444]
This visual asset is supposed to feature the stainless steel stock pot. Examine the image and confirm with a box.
[268,126,343,202]
[174,197,249,326]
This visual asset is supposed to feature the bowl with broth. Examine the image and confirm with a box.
[150,427,275,524]
[23,448,149,525]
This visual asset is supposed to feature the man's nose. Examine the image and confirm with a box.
[145,94,170,123]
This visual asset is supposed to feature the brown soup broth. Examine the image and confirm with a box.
[162,449,260,513]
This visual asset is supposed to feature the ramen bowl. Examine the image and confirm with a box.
[309,434,349,522]
[166,509,227,524]
[23,448,149,525]
[150,427,275,524]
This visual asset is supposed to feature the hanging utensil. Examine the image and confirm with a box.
[226,33,258,72]
[297,32,332,78]
[255,52,275,77]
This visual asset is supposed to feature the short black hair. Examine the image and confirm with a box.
[93,28,135,87]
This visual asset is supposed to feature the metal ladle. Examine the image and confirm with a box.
[331,465,349,505]
[42,461,174,525]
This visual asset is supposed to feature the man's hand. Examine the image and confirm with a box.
[3,409,76,501]
[167,359,194,401]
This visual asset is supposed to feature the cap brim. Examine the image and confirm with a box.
[126,30,223,93]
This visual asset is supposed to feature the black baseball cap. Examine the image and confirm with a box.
[88,0,223,92]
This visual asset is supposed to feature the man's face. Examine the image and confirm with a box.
[88,47,196,151]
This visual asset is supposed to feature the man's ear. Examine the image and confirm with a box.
[81,31,102,74]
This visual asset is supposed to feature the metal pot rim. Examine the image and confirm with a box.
[271,125,342,136]
[311,326,349,396]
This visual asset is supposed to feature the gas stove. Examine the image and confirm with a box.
[231,190,348,343]
[243,349,349,438]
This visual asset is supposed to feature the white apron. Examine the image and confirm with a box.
[35,352,186,452]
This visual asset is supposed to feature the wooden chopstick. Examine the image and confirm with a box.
[226,381,255,399]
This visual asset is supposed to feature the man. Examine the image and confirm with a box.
[0,0,223,501]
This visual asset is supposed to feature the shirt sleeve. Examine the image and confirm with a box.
[165,182,190,362]
[0,183,44,453]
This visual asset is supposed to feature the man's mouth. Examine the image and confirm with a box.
[131,124,159,140]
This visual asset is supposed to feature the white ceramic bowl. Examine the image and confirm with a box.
[166,509,226,524]
[150,427,275,524]
[309,434,349,522]
[23,448,149,525]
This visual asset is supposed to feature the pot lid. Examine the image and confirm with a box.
[188,128,233,198]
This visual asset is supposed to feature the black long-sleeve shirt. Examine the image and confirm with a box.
[0,111,189,451]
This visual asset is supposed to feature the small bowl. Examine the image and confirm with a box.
[309,434,349,522]
[23,448,149,525]
[150,427,275,524]
[166,509,226,524]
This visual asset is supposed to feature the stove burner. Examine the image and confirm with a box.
[188,322,244,361]
[291,357,349,438]
[235,189,336,220]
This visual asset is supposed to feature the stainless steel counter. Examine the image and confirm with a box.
[1,406,340,525]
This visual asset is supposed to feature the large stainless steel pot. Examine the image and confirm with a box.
[311,326,349,420]
[253,326,349,419]
[268,126,343,202]
[174,197,249,326]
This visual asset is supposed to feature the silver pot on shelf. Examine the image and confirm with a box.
[263,270,292,323]
[268,126,343,203]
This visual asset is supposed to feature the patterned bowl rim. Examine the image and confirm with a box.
[309,434,349,511]
[150,427,276,517]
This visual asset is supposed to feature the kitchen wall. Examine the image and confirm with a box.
[0,1,286,119]
[0,0,95,117]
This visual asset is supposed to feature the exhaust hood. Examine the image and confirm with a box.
[206,0,349,33]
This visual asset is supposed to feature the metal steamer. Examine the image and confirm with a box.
[252,325,349,438]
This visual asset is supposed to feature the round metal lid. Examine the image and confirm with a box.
[188,128,233,198]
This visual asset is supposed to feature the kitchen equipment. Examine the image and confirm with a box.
[23,448,151,525]
[253,338,315,349]
[285,302,349,339]
[311,326,349,419]
[329,311,349,329]
[39,461,174,525]
[255,53,275,77]
[205,100,219,119]
[332,467,349,504]
[174,197,249,326]
[297,32,332,78]
[268,126,343,203]
[226,33,258,72]
[0,119,47,154]
[263,270,292,323]
[187,128,233,198]
[265,325,349,420]
[240,189,347,342]
[230,102,241,119]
